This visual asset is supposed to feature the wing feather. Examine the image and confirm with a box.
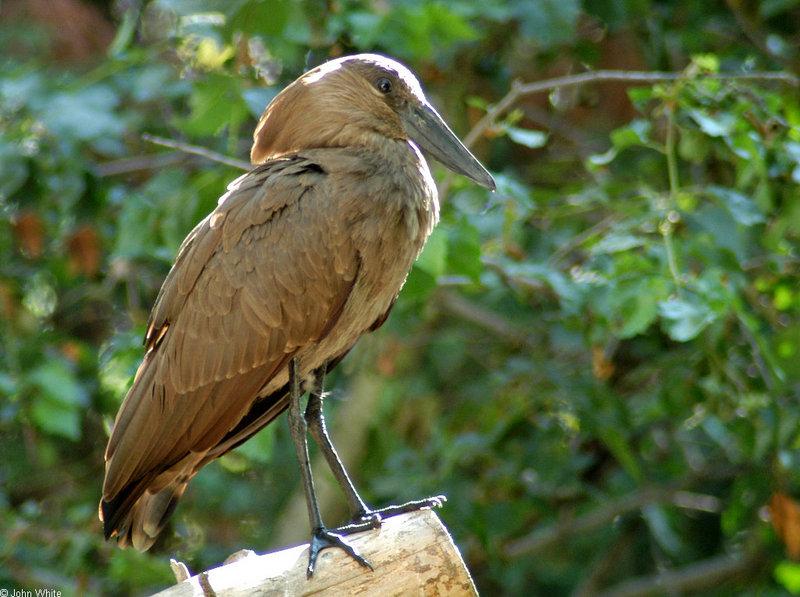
[103,156,360,521]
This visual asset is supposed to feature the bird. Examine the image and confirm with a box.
[100,53,495,575]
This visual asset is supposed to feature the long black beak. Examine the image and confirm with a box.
[403,102,496,191]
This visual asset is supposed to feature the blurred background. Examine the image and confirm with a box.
[2,0,800,595]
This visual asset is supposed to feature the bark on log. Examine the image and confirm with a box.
[152,509,478,596]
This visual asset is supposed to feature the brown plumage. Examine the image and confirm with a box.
[101,53,494,556]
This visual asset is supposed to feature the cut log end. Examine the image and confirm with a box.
[152,509,478,596]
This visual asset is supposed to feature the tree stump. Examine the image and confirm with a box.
[152,509,478,596]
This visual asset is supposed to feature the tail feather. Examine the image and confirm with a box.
[100,481,187,551]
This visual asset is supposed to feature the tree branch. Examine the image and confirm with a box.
[151,510,477,597]
[503,483,724,559]
[141,133,251,171]
[593,550,763,597]
[462,69,799,150]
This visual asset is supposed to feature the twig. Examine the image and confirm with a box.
[548,214,620,266]
[462,69,798,150]
[503,485,681,559]
[142,133,251,171]
[437,290,529,346]
[92,152,189,177]
[138,69,797,195]
[503,483,723,559]
[571,527,640,597]
[593,550,762,597]
[441,67,796,204]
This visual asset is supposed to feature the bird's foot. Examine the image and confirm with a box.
[305,496,446,576]
[306,527,373,578]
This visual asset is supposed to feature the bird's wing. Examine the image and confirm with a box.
[102,155,360,502]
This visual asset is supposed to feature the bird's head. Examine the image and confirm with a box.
[250,53,495,191]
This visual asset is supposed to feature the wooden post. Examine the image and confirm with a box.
[152,509,478,596]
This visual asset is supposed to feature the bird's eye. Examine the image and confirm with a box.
[376,77,393,94]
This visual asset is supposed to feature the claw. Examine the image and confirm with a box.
[307,527,373,578]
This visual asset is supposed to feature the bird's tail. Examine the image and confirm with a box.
[100,479,187,551]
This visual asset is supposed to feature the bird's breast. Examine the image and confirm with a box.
[343,141,438,301]
[295,142,439,375]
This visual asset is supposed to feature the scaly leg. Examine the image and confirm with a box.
[286,358,372,577]
[304,365,447,535]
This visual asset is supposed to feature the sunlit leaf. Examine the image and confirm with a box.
[775,561,800,594]
[643,504,685,556]
[415,227,447,279]
[590,234,644,254]
[610,119,651,149]
[587,146,618,166]
[27,360,86,441]
[707,185,766,226]
[658,298,716,341]
[37,86,125,142]
[689,108,737,137]
[506,126,548,148]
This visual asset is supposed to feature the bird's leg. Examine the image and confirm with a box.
[286,358,372,577]
[304,367,379,532]
[304,366,447,535]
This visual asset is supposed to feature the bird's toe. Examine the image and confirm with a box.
[306,528,373,578]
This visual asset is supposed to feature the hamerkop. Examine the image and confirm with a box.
[100,53,495,574]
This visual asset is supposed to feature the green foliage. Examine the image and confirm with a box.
[2,0,800,595]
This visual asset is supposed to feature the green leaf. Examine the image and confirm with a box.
[37,85,125,143]
[689,108,736,137]
[658,298,716,341]
[30,399,82,442]
[513,0,580,46]
[109,547,174,588]
[775,561,800,594]
[229,427,274,464]
[227,0,291,36]
[27,361,86,441]
[380,2,478,58]
[678,128,710,163]
[402,267,437,302]
[506,126,548,148]
[505,262,583,310]
[415,227,447,279]
[182,72,249,137]
[0,140,29,198]
[610,119,651,149]
[590,234,644,254]
[587,146,618,167]
[27,361,85,408]
[707,185,766,226]
[701,414,741,462]
[602,425,643,482]
[616,277,670,339]
[242,87,278,118]
[446,220,483,282]
[643,504,685,556]
[690,205,750,262]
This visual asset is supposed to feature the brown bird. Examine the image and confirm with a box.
[100,53,495,574]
